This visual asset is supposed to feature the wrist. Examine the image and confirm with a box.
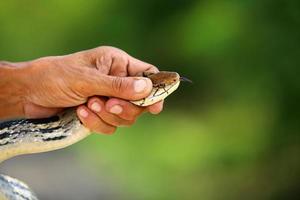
[0,61,31,119]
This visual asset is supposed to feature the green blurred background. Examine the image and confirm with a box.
[0,0,299,199]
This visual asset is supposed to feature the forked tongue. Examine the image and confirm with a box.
[180,76,193,83]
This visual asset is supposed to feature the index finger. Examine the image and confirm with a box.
[127,56,159,77]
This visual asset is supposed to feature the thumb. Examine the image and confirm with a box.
[76,71,153,100]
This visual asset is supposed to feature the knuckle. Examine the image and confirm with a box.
[109,118,123,127]
[118,55,127,64]
[89,119,116,134]
[123,56,130,69]
[87,119,102,132]
[107,120,119,127]
[103,126,117,134]
[123,114,137,121]
[89,123,101,133]
[123,108,143,121]
[112,77,128,93]
[106,116,133,127]
[92,126,105,134]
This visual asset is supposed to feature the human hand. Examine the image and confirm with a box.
[79,96,163,134]
[0,46,163,134]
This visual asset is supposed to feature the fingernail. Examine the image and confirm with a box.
[91,102,101,112]
[134,79,147,93]
[79,108,88,118]
[110,105,123,114]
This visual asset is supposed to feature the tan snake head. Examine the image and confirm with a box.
[130,71,188,106]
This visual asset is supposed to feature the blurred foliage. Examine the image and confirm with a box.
[0,0,299,199]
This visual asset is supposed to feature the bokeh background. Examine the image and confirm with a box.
[0,0,299,199]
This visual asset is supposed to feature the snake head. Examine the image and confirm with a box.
[131,71,188,106]
[147,71,180,85]
[145,71,192,86]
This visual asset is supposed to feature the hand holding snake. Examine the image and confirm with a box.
[0,46,163,134]
[0,46,188,200]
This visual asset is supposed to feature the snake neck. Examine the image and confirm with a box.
[0,109,91,200]
[0,109,90,162]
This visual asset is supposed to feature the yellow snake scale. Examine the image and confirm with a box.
[0,71,187,200]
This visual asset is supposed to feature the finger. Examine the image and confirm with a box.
[76,69,153,101]
[76,105,116,135]
[95,54,128,77]
[110,55,128,77]
[147,100,164,115]
[87,97,135,127]
[105,97,145,121]
[89,46,158,76]
[127,56,159,76]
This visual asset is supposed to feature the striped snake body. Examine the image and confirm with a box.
[0,71,185,200]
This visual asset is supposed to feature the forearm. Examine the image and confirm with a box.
[0,61,28,119]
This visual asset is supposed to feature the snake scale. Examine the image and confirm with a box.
[0,71,189,200]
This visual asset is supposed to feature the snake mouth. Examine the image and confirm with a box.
[151,80,180,99]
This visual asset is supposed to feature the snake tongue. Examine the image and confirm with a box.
[180,76,193,83]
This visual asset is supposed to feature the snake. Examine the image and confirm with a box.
[0,71,190,200]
